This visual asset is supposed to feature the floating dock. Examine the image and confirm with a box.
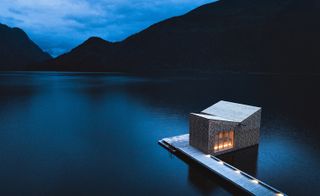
[159,134,286,196]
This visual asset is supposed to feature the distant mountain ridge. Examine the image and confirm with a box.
[30,0,320,73]
[0,23,51,69]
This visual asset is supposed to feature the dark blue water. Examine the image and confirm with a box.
[0,72,319,195]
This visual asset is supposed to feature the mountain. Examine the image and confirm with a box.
[47,0,320,73]
[45,37,119,72]
[0,23,51,69]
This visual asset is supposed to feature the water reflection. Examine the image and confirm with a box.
[168,150,249,196]
[218,145,258,177]
[0,72,319,195]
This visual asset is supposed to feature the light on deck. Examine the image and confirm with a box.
[251,179,259,184]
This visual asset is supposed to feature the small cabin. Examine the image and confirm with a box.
[189,100,261,155]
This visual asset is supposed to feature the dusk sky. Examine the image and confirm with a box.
[0,0,214,57]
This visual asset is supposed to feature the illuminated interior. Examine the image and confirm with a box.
[213,129,234,152]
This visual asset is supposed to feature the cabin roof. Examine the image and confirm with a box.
[191,113,235,122]
[201,100,261,122]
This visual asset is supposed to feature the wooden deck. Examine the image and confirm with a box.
[159,134,286,196]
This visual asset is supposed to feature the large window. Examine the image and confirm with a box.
[213,129,234,152]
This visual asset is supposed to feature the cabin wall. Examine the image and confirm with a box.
[234,109,261,151]
[207,120,237,155]
[189,114,209,154]
[189,109,261,156]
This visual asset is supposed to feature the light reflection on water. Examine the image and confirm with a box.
[0,72,319,195]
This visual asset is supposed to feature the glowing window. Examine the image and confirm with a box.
[213,129,234,152]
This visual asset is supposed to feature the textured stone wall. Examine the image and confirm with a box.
[189,109,262,156]
[234,109,261,150]
[189,114,209,154]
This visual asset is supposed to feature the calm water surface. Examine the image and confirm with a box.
[0,72,319,195]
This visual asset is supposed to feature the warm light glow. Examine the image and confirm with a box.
[214,142,232,151]
[251,179,259,184]
[276,194,284,196]
[213,129,234,153]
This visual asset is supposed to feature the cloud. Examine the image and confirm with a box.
[0,0,214,56]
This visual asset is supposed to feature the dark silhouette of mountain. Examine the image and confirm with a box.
[45,37,119,72]
[47,0,320,73]
[0,23,51,69]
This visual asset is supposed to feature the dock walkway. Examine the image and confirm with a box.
[159,134,285,196]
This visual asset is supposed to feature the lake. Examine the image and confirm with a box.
[0,72,319,195]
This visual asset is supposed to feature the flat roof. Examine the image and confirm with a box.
[201,100,261,122]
